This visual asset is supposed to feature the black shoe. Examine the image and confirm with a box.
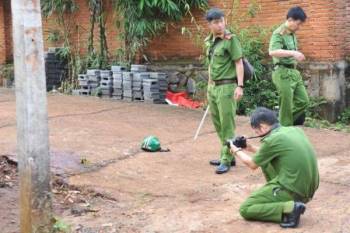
[210,160,236,166]
[215,163,230,174]
[280,202,306,228]
[294,113,306,126]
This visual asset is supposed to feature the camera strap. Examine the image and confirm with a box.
[246,123,281,140]
[246,135,262,140]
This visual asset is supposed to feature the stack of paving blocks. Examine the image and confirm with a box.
[111,66,126,100]
[143,78,161,104]
[86,69,101,95]
[131,64,147,73]
[150,72,168,103]
[132,72,150,101]
[100,70,113,97]
[122,72,133,101]
[129,65,148,101]
[78,74,90,96]
[74,65,169,104]
[112,72,123,100]
[111,65,127,73]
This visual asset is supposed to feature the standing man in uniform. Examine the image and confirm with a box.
[204,8,244,174]
[269,6,309,126]
[229,107,319,228]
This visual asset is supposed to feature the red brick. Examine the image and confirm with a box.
[145,0,350,62]
[0,0,349,64]
[1,0,122,64]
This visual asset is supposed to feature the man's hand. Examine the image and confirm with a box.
[245,143,259,153]
[229,141,258,170]
[293,51,305,62]
[269,49,305,62]
[234,86,244,101]
[229,142,240,155]
[230,141,257,154]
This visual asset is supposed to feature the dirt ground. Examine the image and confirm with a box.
[0,88,350,233]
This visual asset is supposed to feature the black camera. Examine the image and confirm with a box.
[225,136,247,149]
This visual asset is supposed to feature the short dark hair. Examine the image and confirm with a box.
[206,8,225,22]
[287,6,307,22]
[250,107,279,128]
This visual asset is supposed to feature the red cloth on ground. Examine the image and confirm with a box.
[166,91,201,109]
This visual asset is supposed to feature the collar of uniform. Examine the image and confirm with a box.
[260,123,281,141]
[204,34,212,43]
[280,22,294,35]
[206,30,232,42]
[223,30,233,40]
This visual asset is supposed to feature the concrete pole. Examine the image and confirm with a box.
[11,0,53,232]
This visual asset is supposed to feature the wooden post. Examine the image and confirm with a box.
[11,0,53,232]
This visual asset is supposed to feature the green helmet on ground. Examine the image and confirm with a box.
[141,136,161,152]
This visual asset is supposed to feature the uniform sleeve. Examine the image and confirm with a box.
[203,41,211,67]
[293,34,298,51]
[252,139,280,167]
[269,33,284,52]
[228,37,243,61]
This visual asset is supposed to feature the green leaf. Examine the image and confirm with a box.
[139,0,145,10]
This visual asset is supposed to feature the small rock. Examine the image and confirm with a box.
[71,204,87,216]
[101,223,113,227]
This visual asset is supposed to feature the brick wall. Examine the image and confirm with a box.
[146,0,350,62]
[345,0,350,57]
[0,0,349,64]
[4,0,12,63]
[42,0,122,55]
[0,2,6,64]
[0,0,122,64]
[144,8,207,61]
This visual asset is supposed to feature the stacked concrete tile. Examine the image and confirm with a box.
[150,72,168,103]
[78,74,90,96]
[77,69,100,95]
[122,72,133,101]
[112,72,123,99]
[86,69,101,95]
[111,65,127,73]
[131,64,147,72]
[143,78,161,104]
[100,70,113,97]
[74,65,169,105]
[133,72,150,101]
[129,65,149,101]
[111,66,127,100]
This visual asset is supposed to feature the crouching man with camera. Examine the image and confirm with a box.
[229,107,319,228]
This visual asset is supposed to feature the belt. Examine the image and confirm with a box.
[273,186,310,203]
[212,79,235,86]
[274,63,297,70]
